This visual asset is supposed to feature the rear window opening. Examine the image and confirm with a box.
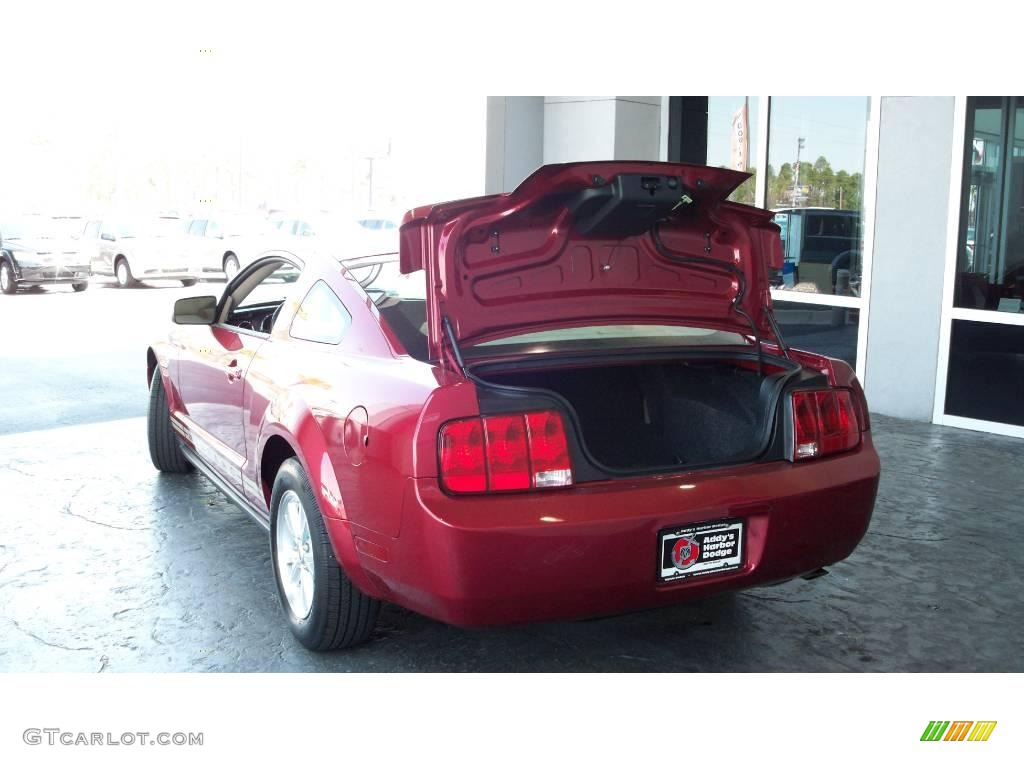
[471,324,751,357]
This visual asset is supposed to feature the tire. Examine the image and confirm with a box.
[115,257,136,288]
[223,254,240,281]
[270,458,380,650]
[0,259,16,294]
[180,278,198,287]
[147,371,191,473]
[72,282,88,292]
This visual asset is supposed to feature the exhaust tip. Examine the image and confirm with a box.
[802,567,829,581]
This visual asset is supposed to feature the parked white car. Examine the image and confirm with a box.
[91,215,195,288]
[184,213,279,281]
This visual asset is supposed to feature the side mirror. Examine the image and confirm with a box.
[101,233,116,242]
[173,295,217,325]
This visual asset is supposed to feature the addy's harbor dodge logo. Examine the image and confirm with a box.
[920,721,997,742]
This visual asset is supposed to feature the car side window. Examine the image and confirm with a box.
[206,220,221,238]
[289,280,351,345]
[221,259,302,334]
[234,263,301,310]
[188,219,207,237]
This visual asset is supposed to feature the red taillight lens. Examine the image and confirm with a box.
[439,410,573,493]
[483,414,531,490]
[525,411,573,488]
[791,390,860,461]
[439,418,487,493]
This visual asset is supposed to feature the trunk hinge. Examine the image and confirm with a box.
[652,222,763,371]
[442,315,470,378]
[765,303,791,359]
[652,222,792,368]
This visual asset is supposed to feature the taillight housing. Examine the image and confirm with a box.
[791,389,861,461]
[439,410,573,494]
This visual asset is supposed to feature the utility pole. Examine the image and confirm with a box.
[365,156,375,209]
[793,137,805,205]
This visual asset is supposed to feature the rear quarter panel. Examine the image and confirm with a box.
[244,265,451,540]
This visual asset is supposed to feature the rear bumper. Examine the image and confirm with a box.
[334,438,881,627]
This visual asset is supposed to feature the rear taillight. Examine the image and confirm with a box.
[439,410,573,493]
[791,390,860,461]
[438,418,487,493]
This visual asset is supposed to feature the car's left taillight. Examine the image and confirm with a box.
[439,410,573,494]
[791,389,861,461]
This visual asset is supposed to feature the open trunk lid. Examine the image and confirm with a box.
[399,161,784,365]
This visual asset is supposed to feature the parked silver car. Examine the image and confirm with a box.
[91,215,196,288]
[0,215,91,294]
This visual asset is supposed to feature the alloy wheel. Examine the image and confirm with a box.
[0,264,10,292]
[116,261,129,287]
[275,489,315,620]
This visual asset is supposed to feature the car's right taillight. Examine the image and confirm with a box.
[791,389,861,461]
[439,410,573,494]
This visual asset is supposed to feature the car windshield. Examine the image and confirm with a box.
[2,217,41,240]
[218,214,276,237]
[46,217,86,238]
[120,216,185,238]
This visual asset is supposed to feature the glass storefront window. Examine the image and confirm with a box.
[766,97,870,297]
[954,97,1024,313]
[945,320,1024,427]
[773,300,859,371]
[706,96,759,204]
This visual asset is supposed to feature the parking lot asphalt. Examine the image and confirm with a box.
[1,279,1022,671]
[0,279,211,436]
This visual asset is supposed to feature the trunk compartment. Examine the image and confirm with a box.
[477,354,803,473]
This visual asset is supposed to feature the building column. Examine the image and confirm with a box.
[485,97,664,194]
[864,97,956,420]
[543,96,662,164]
[484,97,544,194]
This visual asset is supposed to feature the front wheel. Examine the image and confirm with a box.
[147,372,191,473]
[72,281,88,292]
[0,260,16,294]
[270,458,380,650]
[115,258,136,288]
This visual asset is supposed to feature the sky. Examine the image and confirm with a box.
[0,40,487,219]
[707,96,870,175]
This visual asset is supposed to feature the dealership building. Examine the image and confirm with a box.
[484,96,1024,439]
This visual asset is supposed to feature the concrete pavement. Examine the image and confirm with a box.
[0,414,1021,672]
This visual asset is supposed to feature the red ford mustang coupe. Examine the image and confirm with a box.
[147,161,879,650]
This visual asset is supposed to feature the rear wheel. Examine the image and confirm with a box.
[147,372,191,473]
[223,254,240,281]
[115,257,136,288]
[270,458,380,650]
[0,260,16,294]
[72,281,88,292]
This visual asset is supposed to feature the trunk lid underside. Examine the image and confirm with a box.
[400,161,785,365]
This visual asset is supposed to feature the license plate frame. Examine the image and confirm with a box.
[658,518,745,582]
